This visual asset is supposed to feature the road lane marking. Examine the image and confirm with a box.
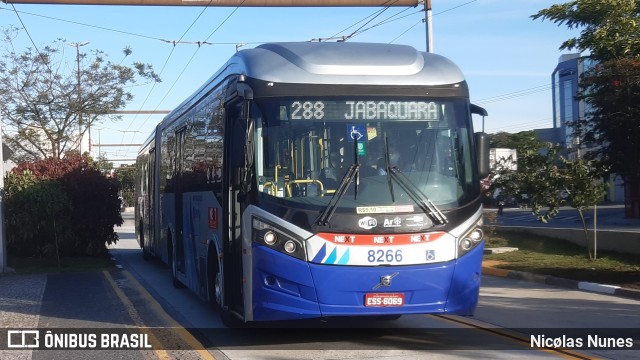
[119,269,217,360]
[433,314,601,360]
[102,270,171,360]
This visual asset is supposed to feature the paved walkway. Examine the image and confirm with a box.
[0,274,47,360]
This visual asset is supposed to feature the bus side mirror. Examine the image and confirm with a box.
[475,132,490,179]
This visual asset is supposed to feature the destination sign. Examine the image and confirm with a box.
[283,100,442,121]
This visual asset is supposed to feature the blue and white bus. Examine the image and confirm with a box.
[135,42,490,324]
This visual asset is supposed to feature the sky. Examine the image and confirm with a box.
[0,0,580,165]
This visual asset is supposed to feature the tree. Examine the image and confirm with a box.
[531,0,640,60]
[532,0,640,217]
[560,157,607,259]
[114,166,135,208]
[0,27,160,162]
[492,134,608,259]
[577,58,640,198]
[488,131,514,148]
[492,140,565,223]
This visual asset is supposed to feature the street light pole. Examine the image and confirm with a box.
[66,42,89,154]
[424,0,433,53]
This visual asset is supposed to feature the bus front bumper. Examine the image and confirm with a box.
[250,242,483,321]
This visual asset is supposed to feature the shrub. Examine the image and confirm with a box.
[4,151,123,258]
[60,166,123,256]
[4,172,73,259]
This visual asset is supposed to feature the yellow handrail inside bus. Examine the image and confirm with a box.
[262,182,277,195]
[285,179,324,197]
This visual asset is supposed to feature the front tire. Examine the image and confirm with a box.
[168,233,184,289]
[207,247,242,327]
[140,221,152,261]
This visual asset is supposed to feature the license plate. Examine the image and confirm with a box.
[364,293,405,307]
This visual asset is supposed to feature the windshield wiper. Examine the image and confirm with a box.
[383,136,395,202]
[316,163,359,226]
[316,137,360,227]
[382,136,447,225]
[388,167,448,225]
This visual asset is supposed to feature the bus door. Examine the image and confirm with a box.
[146,147,156,256]
[174,128,186,276]
[223,99,251,316]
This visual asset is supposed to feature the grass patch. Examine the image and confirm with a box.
[484,230,640,289]
[8,255,115,275]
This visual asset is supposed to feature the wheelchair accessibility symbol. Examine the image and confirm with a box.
[426,250,436,261]
[347,124,366,142]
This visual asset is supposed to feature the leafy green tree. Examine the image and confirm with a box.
[532,0,640,217]
[94,154,115,174]
[493,141,564,223]
[114,166,136,208]
[492,135,608,258]
[488,131,545,151]
[488,131,514,148]
[577,58,640,193]
[532,0,640,60]
[0,26,160,162]
[560,157,607,259]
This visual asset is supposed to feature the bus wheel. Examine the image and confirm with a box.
[207,248,242,328]
[140,221,151,261]
[168,234,184,289]
[207,249,223,310]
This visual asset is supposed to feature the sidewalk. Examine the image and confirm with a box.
[482,260,640,301]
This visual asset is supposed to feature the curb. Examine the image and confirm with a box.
[482,265,640,301]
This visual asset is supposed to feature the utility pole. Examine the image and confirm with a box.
[67,42,90,154]
[0,115,6,272]
[424,0,433,53]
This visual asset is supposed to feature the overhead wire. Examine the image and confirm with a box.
[486,118,555,134]
[4,2,552,160]
[475,84,552,105]
[388,0,479,44]
[317,0,399,42]
[336,0,400,42]
[131,0,248,139]
[118,0,218,149]
[4,4,80,150]
[346,7,420,42]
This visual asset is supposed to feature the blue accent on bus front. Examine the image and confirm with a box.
[311,243,326,263]
[337,249,350,265]
[325,247,338,264]
[251,241,483,321]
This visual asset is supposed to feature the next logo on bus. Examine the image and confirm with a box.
[334,235,356,244]
[373,236,394,244]
[410,234,433,243]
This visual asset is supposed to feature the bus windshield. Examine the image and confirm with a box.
[253,97,479,212]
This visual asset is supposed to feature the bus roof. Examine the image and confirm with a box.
[235,42,465,86]
[159,42,467,129]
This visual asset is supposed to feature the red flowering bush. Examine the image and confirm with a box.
[5,151,123,257]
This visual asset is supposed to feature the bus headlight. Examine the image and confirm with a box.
[460,238,473,251]
[264,230,278,245]
[253,217,306,261]
[457,222,484,257]
[283,240,297,254]
[469,228,483,243]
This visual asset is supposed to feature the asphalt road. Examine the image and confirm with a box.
[3,211,638,360]
[108,212,639,359]
[491,204,640,232]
